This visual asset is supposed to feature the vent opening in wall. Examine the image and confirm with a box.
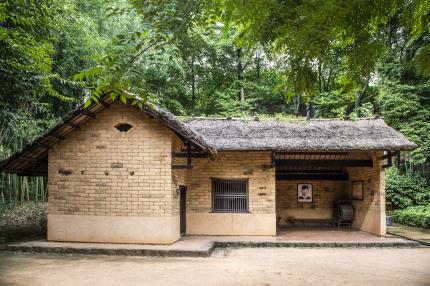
[115,123,133,132]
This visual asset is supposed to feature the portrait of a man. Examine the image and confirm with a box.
[297,183,313,202]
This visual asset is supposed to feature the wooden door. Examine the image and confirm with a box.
[179,186,187,236]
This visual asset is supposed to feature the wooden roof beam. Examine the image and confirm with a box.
[275,159,373,168]
[83,110,96,119]
[21,156,47,162]
[276,173,349,181]
[35,141,52,150]
[100,100,110,109]
[52,133,66,140]
[172,152,208,158]
[66,122,80,129]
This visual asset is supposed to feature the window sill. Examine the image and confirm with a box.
[209,211,251,214]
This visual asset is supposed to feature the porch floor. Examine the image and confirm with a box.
[5,228,421,257]
[276,227,395,242]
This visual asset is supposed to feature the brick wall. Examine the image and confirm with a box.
[275,151,385,235]
[276,180,346,224]
[185,151,276,235]
[48,102,176,217]
[345,151,386,235]
[47,102,386,240]
[171,136,187,216]
[187,151,275,214]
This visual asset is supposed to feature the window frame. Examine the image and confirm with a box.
[211,178,249,213]
[114,122,134,133]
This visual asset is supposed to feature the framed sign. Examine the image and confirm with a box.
[297,183,313,203]
[352,181,364,200]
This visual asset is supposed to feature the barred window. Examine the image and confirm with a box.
[211,178,249,213]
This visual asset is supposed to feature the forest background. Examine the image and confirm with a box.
[0,0,429,229]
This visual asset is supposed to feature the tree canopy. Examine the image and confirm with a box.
[0,0,429,170]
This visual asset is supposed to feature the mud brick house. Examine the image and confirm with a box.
[0,96,416,244]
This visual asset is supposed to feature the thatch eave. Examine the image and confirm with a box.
[0,96,217,175]
[184,117,417,152]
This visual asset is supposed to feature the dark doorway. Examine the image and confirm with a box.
[179,185,187,236]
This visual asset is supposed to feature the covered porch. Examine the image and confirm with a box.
[275,150,391,236]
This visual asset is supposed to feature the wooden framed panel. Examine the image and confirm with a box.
[297,183,313,203]
[352,181,364,200]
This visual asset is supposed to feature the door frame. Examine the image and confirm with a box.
[179,185,187,236]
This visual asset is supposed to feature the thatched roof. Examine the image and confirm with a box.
[184,117,416,152]
[142,104,217,158]
[0,96,417,176]
[0,96,216,175]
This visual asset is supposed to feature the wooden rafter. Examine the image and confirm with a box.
[100,100,110,109]
[172,143,193,169]
[83,110,96,119]
[66,122,80,129]
[276,173,349,181]
[172,151,208,158]
[382,151,399,168]
[53,133,66,140]
[275,159,373,168]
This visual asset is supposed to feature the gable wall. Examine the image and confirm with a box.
[47,102,179,243]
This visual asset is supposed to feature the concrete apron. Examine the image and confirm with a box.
[4,234,424,258]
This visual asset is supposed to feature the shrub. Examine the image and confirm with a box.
[392,205,430,229]
[0,202,47,243]
[385,168,430,210]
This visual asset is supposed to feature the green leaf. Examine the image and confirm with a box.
[120,94,127,104]
[84,99,92,108]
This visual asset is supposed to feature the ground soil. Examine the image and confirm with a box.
[388,224,430,245]
[0,247,429,286]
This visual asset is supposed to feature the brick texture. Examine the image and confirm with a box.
[48,102,178,217]
[186,151,276,214]
[171,135,187,216]
[345,151,385,213]
[47,101,386,236]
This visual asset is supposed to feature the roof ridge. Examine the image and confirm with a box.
[185,116,383,122]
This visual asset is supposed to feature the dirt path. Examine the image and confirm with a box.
[0,248,429,286]
[388,224,430,245]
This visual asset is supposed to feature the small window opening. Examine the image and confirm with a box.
[115,123,133,132]
[211,178,249,213]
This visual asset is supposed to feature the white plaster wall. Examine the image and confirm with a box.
[187,213,276,235]
[48,214,180,244]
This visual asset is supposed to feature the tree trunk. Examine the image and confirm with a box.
[354,76,370,111]
[191,57,196,116]
[294,95,300,116]
[237,48,245,102]
[306,102,314,120]
[256,50,261,80]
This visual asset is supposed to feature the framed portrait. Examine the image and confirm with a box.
[352,181,364,200]
[297,183,313,203]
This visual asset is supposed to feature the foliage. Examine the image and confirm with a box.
[392,204,430,229]
[0,174,47,205]
[1,0,430,211]
[0,202,47,226]
[215,0,398,111]
[377,36,430,165]
[0,0,138,207]
[0,202,47,243]
[0,0,69,107]
[386,168,430,210]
